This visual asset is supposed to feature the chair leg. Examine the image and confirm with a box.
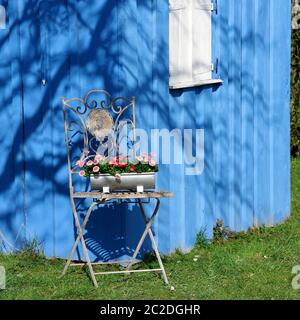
[126,198,160,270]
[62,196,168,287]
[62,200,99,287]
[138,200,169,285]
[79,228,99,288]
[126,225,150,270]
[127,199,169,285]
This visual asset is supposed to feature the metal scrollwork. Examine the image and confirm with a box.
[62,90,136,172]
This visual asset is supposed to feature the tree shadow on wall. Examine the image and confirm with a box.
[0,0,274,258]
[0,0,157,260]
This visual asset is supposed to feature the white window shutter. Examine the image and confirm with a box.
[169,0,215,89]
[192,0,212,82]
[169,0,192,87]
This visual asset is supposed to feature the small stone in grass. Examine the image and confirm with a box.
[170,286,175,291]
[193,258,198,262]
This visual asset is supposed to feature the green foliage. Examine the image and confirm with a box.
[195,230,211,248]
[291,26,300,104]
[291,101,300,157]
[16,238,44,260]
[83,159,158,177]
[0,159,299,300]
[291,24,300,157]
[212,219,236,244]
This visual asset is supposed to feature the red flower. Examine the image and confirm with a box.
[129,165,135,172]
[118,162,127,168]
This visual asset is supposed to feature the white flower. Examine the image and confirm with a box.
[149,159,156,167]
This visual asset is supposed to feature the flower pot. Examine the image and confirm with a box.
[90,173,155,191]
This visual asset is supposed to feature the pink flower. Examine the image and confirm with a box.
[115,173,121,181]
[93,166,100,173]
[87,160,94,166]
[141,151,147,157]
[79,170,85,177]
[149,159,156,167]
[93,159,99,165]
[95,154,103,161]
[136,156,143,162]
[129,165,135,172]
[76,160,85,168]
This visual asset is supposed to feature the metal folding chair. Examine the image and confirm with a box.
[61,90,173,287]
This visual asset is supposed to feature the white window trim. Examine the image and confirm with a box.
[169,78,223,90]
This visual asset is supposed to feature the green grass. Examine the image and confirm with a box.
[0,159,300,300]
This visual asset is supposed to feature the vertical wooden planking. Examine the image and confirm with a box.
[39,0,56,255]
[167,2,186,251]
[50,0,73,258]
[230,1,243,231]
[118,0,138,96]
[19,0,54,253]
[74,0,119,93]
[213,0,230,229]
[253,0,271,226]
[169,91,186,251]
[68,0,80,98]
[202,91,214,238]
[0,0,292,257]
[240,0,255,230]
[136,0,154,128]
[193,91,206,239]
[270,0,291,223]
[0,0,25,247]
[184,90,197,249]
[56,0,82,258]
[227,0,240,230]
[74,0,124,261]
[125,0,154,254]
[153,0,171,253]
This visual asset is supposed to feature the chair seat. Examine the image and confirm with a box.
[72,191,173,200]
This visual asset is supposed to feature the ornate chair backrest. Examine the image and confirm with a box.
[62,90,136,191]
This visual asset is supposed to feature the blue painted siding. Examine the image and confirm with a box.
[0,0,291,258]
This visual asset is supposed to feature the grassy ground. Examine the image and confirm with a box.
[0,159,300,300]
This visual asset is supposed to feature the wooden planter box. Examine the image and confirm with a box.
[90,173,155,192]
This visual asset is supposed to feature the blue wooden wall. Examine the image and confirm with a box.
[0,0,291,259]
